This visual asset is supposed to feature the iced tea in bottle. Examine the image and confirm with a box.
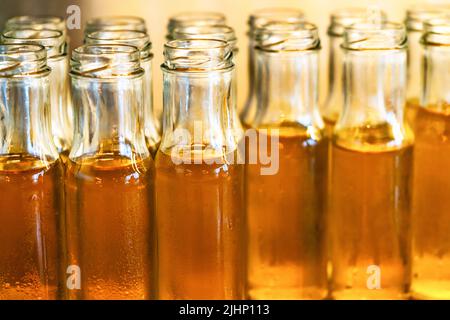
[240,8,304,128]
[329,22,413,300]
[66,44,154,300]
[322,8,387,135]
[85,30,160,155]
[405,5,449,127]
[156,39,245,299]
[246,22,328,300]
[0,44,63,299]
[2,28,72,157]
[412,19,450,300]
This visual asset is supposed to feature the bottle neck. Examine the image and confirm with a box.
[160,68,240,158]
[407,30,423,103]
[336,48,410,151]
[323,35,344,123]
[253,49,323,131]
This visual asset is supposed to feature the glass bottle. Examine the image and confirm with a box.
[85,30,160,155]
[412,18,450,300]
[240,8,304,128]
[329,22,413,300]
[166,11,226,38]
[405,4,449,126]
[246,22,327,300]
[2,29,72,157]
[4,15,66,34]
[322,8,387,135]
[156,39,245,299]
[66,44,154,300]
[0,44,63,299]
[84,16,147,35]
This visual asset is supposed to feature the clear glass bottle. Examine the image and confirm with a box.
[4,15,66,34]
[240,8,304,128]
[0,44,63,300]
[322,8,387,135]
[84,16,147,35]
[405,5,449,126]
[166,11,226,38]
[246,22,327,300]
[412,18,450,300]
[66,44,154,300]
[156,39,245,299]
[330,22,413,300]
[85,30,160,155]
[2,29,72,157]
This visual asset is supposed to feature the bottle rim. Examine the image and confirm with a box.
[422,18,450,46]
[405,4,450,32]
[254,21,320,52]
[85,16,147,34]
[343,22,407,51]
[70,44,143,79]
[169,25,238,52]
[2,29,66,59]
[5,15,66,33]
[328,7,388,37]
[85,30,152,60]
[248,7,305,30]
[162,39,233,73]
[167,11,226,33]
[0,44,50,77]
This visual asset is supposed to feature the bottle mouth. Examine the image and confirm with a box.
[163,39,233,72]
[254,21,320,52]
[70,44,143,78]
[5,15,66,33]
[406,4,450,32]
[422,18,450,46]
[248,7,305,32]
[85,30,152,60]
[343,22,407,51]
[167,12,226,33]
[0,44,49,77]
[169,25,237,51]
[85,16,147,34]
[2,29,66,59]
[328,7,387,37]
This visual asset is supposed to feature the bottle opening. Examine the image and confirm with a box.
[5,15,66,33]
[343,22,407,51]
[169,25,237,51]
[167,12,226,33]
[422,18,450,46]
[70,44,143,78]
[248,8,305,31]
[163,39,233,72]
[328,7,387,37]
[2,29,66,59]
[0,44,49,77]
[255,21,320,52]
[406,4,450,32]
[85,30,152,60]
[85,16,147,34]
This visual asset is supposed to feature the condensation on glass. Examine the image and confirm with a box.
[66,44,155,300]
[0,44,63,300]
[246,21,328,299]
[156,39,245,299]
[85,30,160,155]
[412,18,450,300]
[329,22,413,300]
[2,29,72,156]
[240,8,305,127]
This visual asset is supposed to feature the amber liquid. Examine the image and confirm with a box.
[412,106,450,299]
[330,141,413,300]
[65,153,154,300]
[246,125,328,299]
[155,150,245,300]
[0,154,63,300]
[406,98,420,131]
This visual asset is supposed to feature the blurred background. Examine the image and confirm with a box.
[0,0,444,110]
